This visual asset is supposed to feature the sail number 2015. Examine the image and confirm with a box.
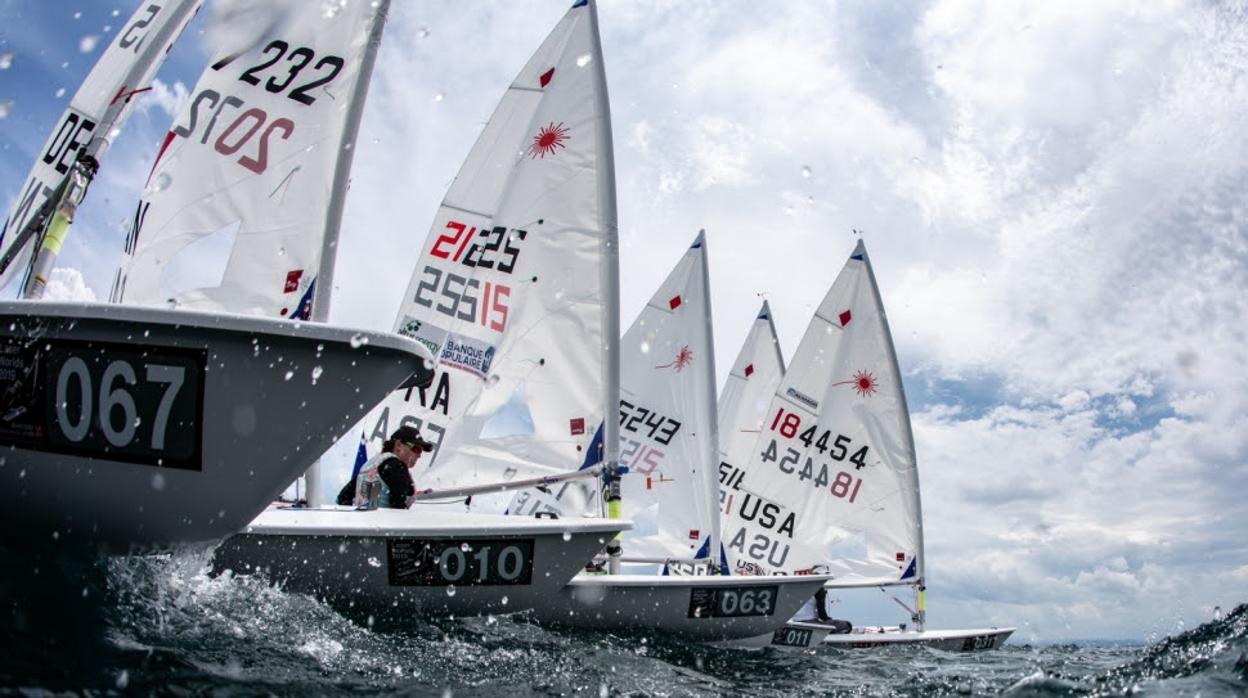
[169,39,349,175]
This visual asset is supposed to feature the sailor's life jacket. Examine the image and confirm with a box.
[352,453,412,509]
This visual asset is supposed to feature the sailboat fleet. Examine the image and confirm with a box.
[0,0,1011,649]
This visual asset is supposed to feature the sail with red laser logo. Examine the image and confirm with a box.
[722,240,924,586]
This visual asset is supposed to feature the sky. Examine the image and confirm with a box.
[2,0,1246,642]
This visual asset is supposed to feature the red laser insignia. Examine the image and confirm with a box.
[528,122,569,159]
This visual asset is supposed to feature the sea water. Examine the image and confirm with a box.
[1,543,1244,696]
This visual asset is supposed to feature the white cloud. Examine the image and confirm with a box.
[41,267,96,302]
[135,78,189,121]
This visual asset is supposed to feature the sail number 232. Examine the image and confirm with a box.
[167,39,350,175]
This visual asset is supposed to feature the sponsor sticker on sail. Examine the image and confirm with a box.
[440,334,496,379]
[397,316,448,358]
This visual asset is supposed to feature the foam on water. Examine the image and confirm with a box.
[1,539,1244,695]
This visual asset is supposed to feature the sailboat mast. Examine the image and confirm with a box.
[584,0,622,573]
[857,239,926,630]
[304,0,391,507]
[694,229,723,572]
[16,0,203,299]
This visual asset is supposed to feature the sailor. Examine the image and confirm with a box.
[793,587,854,634]
[336,425,434,509]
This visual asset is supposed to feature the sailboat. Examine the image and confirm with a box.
[0,0,202,297]
[211,0,633,623]
[721,239,1013,650]
[0,1,431,553]
[524,233,830,642]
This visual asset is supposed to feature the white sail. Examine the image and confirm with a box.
[722,240,924,585]
[114,0,389,320]
[0,0,202,293]
[368,0,617,500]
[717,301,785,490]
[617,232,720,561]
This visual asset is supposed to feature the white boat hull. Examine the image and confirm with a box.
[0,301,432,553]
[820,626,1015,651]
[529,573,831,642]
[211,507,630,624]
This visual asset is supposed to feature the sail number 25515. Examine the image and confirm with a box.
[412,220,533,333]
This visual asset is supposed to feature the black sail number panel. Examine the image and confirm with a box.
[687,585,779,619]
[387,538,535,586]
[0,338,206,470]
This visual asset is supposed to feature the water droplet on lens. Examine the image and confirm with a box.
[55,87,66,98]
[433,93,444,103]
[562,531,572,542]
[321,0,347,18]
[79,35,99,53]
[350,333,369,348]
[576,54,592,67]
[283,370,294,381]
[149,172,172,193]
[639,340,651,354]
[459,542,471,552]
[0,52,13,70]
[501,595,509,605]
[445,585,457,597]
[311,365,323,384]
[417,26,431,39]
[800,165,812,178]
[367,556,381,568]
[151,473,166,491]
[0,100,11,119]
